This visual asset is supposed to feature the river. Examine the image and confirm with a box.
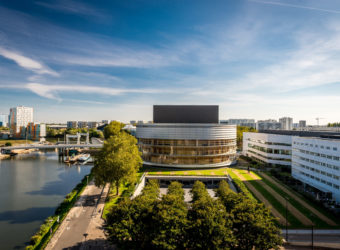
[0,151,93,250]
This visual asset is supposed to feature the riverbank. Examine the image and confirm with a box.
[0,151,93,250]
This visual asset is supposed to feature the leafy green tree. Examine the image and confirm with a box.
[187,181,235,250]
[89,128,104,139]
[107,180,160,249]
[92,132,142,194]
[5,142,12,146]
[104,121,125,139]
[151,182,188,249]
[237,125,257,149]
[216,180,244,212]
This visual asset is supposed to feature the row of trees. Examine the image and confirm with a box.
[327,122,340,127]
[46,127,104,138]
[106,180,283,250]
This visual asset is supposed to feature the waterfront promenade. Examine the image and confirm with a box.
[46,181,112,250]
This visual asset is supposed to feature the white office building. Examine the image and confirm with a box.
[299,120,307,128]
[67,121,78,129]
[9,106,34,134]
[292,137,340,202]
[243,132,292,166]
[243,131,340,203]
[256,119,282,131]
[279,117,293,130]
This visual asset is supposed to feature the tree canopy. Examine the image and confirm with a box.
[92,131,142,194]
[104,121,125,139]
[106,180,283,250]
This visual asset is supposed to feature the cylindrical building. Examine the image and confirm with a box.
[136,105,237,169]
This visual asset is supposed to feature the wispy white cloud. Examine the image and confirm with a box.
[25,83,180,100]
[35,0,104,18]
[249,0,340,15]
[0,47,58,76]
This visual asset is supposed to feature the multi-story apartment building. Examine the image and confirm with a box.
[243,130,340,203]
[299,120,307,128]
[87,121,98,129]
[243,132,292,166]
[256,119,281,131]
[67,121,78,129]
[9,106,34,135]
[0,114,8,127]
[279,117,293,130]
[77,121,88,129]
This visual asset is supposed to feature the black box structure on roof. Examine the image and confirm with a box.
[153,105,219,123]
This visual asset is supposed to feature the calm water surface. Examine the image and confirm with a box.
[0,151,92,249]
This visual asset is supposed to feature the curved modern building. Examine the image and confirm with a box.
[136,105,237,168]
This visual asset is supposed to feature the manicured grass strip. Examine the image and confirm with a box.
[256,172,330,228]
[248,180,303,228]
[226,169,260,202]
[263,172,339,226]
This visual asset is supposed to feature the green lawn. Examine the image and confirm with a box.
[231,169,303,228]
[144,166,229,176]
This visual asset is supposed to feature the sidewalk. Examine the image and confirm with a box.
[46,181,112,249]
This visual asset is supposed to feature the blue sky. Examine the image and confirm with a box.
[1,0,340,124]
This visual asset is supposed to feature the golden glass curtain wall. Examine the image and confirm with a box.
[136,123,237,168]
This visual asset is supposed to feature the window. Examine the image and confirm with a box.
[333,147,338,151]
[326,147,330,150]
[321,146,324,149]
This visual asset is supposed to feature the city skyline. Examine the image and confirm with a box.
[1,0,340,124]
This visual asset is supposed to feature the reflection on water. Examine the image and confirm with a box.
[0,151,92,250]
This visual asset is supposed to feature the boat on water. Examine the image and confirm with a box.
[78,154,91,162]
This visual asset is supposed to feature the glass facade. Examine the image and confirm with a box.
[139,138,237,166]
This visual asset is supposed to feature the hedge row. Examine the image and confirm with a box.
[26,173,92,250]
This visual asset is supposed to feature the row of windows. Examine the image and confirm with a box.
[293,162,339,181]
[248,143,291,155]
[140,145,236,156]
[294,141,338,151]
[247,138,291,146]
[247,149,291,162]
[139,139,236,147]
[293,148,340,162]
[293,152,340,171]
[294,169,340,190]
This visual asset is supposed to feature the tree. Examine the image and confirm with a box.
[5,142,12,146]
[107,180,160,249]
[89,128,104,139]
[187,181,235,249]
[92,132,142,194]
[217,181,282,250]
[237,126,257,149]
[104,121,125,139]
[151,182,188,249]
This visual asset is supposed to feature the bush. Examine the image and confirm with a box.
[5,142,12,146]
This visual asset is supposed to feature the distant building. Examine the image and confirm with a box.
[9,106,34,135]
[12,122,46,140]
[47,124,67,130]
[102,120,111,125]
[67,121,78,129]
[87,121,98,129]
[130,120,137,125]
[256,119,281,131]
[123,124,136,136]
[299,120,307,128]
[0,114,8,127]
[221,119,256,128]
[293,123,299,129]
[78,121,88,129]
[279,117,293,130]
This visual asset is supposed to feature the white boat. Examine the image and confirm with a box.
[77,154,91,162]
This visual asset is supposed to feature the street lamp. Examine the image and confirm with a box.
[285,197,289,242]
[310,213,314,250]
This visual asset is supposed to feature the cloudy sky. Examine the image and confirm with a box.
[1,0,340,124]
